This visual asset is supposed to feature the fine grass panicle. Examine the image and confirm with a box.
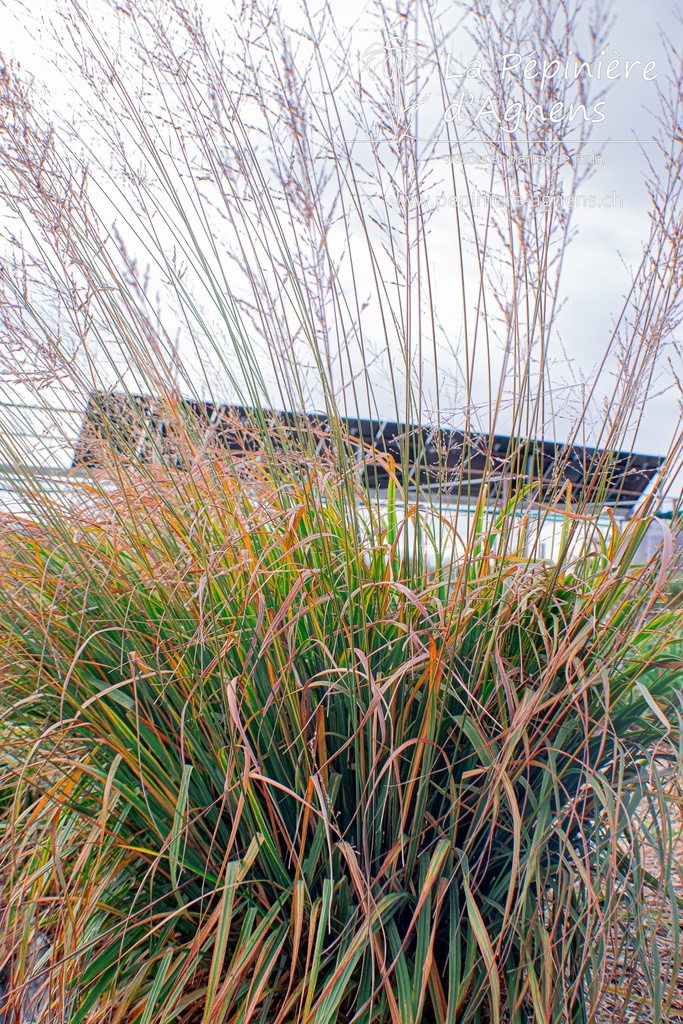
[0,1,682,1022]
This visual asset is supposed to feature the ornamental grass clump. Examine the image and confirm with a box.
[0,0,682,1021]
[0,441,682,1024]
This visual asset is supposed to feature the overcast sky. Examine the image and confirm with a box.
[1,0,682,472]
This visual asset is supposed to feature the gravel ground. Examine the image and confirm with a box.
[595,798,683,1023]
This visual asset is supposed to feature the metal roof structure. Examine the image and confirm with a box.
[70,391,664,514]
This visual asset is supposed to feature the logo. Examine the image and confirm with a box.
[360,37,429,82]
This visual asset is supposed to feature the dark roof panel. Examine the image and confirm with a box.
[71,391,663,512]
